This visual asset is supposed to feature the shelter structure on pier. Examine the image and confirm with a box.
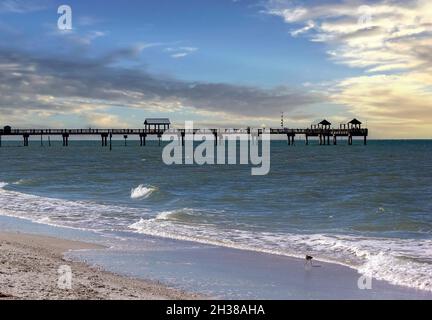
[348,118,362,129]
[318,119,331,130]
[144,118,171,132]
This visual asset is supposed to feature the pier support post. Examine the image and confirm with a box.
[291,135,295,146]
[327,135,330,145]
[364,135,367,145]
[23,134,30,147]
[124,135,128,147]
[109,133,112,151]
[348,135,353,145]
[213,132,218,146]
[157,134,161,146]
[181,132,185,146]
[62,133,69,146]
[333,135,337,145]
[101,133,108,147]
[40,134,43,147]
[139,133,147,146]
[305,135,308,145]
[48,136,51,147]
[287,134,291,145]
[0,135,2,147]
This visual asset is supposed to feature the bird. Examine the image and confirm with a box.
[305,255,313,266]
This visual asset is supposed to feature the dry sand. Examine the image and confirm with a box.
[0,232,200,300]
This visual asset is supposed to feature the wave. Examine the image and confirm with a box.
[130,184,156,199]
[0,181,8,188]
[129,213,432,292]
[12,179,32,185]
[154,208,207,221]
[0,185,148,231]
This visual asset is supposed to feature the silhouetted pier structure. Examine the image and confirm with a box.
[0,118,368,149]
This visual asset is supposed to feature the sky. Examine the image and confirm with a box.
[0,0,431,138]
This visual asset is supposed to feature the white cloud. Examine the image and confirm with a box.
[165,46,198,58]
[266,0,432,73]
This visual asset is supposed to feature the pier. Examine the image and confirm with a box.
[0,118,368,148]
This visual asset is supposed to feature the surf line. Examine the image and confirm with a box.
[161,121,271,176]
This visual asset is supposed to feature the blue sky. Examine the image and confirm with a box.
[1,0,431,137]
[5,0,357,85]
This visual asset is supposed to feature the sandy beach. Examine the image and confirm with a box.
[0,232,199,300]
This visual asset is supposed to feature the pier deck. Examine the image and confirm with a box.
[0,127,368,147]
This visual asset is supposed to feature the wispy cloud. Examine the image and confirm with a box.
[165,46,199,58]
[0,0,48,13]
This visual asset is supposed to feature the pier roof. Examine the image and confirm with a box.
[144,118,171,125]
[348,118,362,125]
[319,119,331,126]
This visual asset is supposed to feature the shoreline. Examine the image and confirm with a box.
[1,214,431,299]
[0,231,200,300]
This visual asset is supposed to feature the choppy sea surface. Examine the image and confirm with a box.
[0,139,431,292]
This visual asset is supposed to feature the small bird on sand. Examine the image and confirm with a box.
[305,255,313,266]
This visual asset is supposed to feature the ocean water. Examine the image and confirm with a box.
[0,139,431,292]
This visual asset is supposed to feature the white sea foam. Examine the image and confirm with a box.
[130,184,156,199]
[154,209,201,221]
[12,179,31,185]
[129,213,432,292]
[0,181,8,188]
[155,211,174,220]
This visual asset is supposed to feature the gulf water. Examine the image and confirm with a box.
[0,139,431,291]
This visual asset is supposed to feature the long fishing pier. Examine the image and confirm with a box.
[0,118,368,149]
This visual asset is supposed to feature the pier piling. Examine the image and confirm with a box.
[62,133,69,146]
[101,133,109,147]
[23,134,30,147]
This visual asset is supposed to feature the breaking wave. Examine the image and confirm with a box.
[130,184,156,199]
